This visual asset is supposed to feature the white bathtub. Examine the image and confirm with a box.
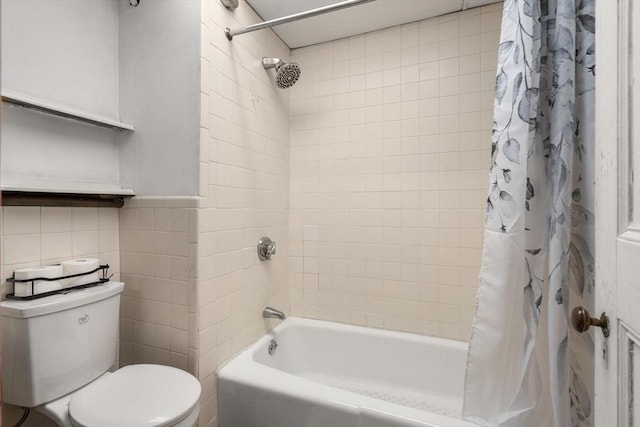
[218,317,478,427]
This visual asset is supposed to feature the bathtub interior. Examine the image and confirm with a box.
[250,319,469,418]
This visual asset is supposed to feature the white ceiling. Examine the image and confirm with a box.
[244,0,503,49]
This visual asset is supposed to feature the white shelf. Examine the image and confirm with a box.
[1,90,134,131]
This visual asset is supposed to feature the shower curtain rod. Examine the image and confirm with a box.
[225,0,377,41]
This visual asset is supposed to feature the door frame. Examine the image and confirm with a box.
[595,0,634,425]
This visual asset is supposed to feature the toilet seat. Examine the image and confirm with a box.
[68,364,201,427]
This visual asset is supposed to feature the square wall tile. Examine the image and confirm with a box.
[288,6,498,342]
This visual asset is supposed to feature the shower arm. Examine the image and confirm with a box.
[225,0,377,41]
[262,57,281,69]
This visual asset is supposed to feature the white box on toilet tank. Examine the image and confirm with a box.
[1,282,124,407]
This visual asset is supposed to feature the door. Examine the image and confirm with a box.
[595,1,640,425]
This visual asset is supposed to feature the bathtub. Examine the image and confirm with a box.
[218,317,478,427]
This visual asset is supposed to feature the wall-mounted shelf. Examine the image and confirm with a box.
[1,186,135,208]
[1,91,134,131]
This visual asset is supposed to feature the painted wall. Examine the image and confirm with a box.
[288,4,501,341]
[0,0,121,193]
[118,0,201,196]
[1,0,202,196]
[1,0,119,117]
[197,1,291,425]
[0,206,120,427]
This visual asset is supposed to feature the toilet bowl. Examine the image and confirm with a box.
[1,282,201,427]
[39,365,200,427]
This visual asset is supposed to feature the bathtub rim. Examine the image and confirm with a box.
[218,316,469,369]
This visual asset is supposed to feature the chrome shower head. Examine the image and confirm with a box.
[262,57,301,89]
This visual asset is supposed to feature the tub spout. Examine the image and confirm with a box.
[263,306,286,320]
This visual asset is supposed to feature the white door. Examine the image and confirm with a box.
[595,1,640,425]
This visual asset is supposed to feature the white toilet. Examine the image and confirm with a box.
[1,281,200,427]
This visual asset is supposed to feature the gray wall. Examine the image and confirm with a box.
[118,0,201,196]
[1,0,201,196]
[1,0,121,192]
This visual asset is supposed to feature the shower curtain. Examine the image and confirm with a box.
[462,0,595,426]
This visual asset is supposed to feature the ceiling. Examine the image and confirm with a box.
[244,0,503,49]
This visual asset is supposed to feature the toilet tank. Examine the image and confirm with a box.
[1,281,124,407]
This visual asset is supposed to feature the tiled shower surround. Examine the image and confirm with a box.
[288,4,501,341]
[197,1,291,424]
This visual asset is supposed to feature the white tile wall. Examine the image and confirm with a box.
[1,205,121,427]
[1,206,120,296]
[118,197,199,375]
[288,4,501,341]
[198,1,291,425]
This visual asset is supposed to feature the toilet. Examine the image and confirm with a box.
[1,281,200,427]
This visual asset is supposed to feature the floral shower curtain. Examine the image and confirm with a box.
[462,0,595,426]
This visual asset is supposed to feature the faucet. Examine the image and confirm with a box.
[263,306,285,320]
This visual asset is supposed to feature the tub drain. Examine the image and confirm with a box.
[267,339,278,355]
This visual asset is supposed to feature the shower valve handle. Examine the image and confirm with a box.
[571,306,609,338]
[257,236,276,261]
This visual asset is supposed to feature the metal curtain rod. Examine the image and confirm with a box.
[225,0,377,41]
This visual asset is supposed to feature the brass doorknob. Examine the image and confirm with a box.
[571,306,610,338]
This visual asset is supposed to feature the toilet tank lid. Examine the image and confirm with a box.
[0,282,124,319]
[69,364,201,427]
